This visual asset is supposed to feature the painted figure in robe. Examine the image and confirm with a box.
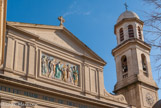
[72,66,78,85]
[62,65,67,81]
[48,59,56,78]
[69,66,73,83]
[66,65,70,80]
[55,62,62,79]
[47,57,52,75]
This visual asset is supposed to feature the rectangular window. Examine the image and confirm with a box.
[13,89,19,94]
[33,94,38,98]
[79,104,88,108]
[43,96,48,100]
[67,101,73,106]
[58,100,64,104]
[13,89,16,93]
[8,88,11,92]
[29,92,34,97]
[17,90,20,94]
[24,91,28,96]
[2,86,7,91]
[49,98,54,102]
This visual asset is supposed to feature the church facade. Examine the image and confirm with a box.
[0,0,159,108]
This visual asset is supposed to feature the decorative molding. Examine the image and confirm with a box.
[27,42,36,48]
[112,38,151,56]
[104,89,127,103]
[96,68,103,72]
[84,63,89,67]
[0,96,14,101]
[6,34,15,40]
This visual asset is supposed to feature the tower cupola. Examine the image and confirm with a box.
[117,11,139,23]
[114,11,144,45]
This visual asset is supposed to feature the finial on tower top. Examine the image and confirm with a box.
[124,3,128,11]
[58,16,65,27]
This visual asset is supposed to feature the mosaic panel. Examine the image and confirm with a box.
[41,53,79,86]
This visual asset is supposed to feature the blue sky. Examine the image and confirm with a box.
[7,0,161,99]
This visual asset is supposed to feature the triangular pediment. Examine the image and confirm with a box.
[7,21,106,64]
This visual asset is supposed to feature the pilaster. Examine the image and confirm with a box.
[26,42,37,82]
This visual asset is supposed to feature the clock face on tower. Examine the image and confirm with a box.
[146,92,154,106]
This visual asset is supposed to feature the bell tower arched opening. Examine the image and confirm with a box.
[121,55,128,79]
[128,25,134,38]
[138,26,142,40]
[119,28,124,42]
[141,54,148,77]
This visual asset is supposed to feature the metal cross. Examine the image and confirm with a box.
[58,16,65,26]
[124,3,128,11]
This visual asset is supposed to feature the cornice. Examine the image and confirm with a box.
[7,21,62,30]
[112,38,151,56]
[114,74,159,93]
[7,24,39,40]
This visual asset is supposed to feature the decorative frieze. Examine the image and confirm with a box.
[41,53,79,86]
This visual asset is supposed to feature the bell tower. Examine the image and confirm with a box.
[112,11,159,108]
[0,0,7,65]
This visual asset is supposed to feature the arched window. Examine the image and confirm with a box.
[128,25,134,38]
[121,56,128,78]
[141,54,148,76]
[138,26,142,40]
[119,28,124,42]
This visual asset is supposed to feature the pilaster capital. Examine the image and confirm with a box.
[27,42,36,48]
[83,63,89,67]
[6,34,15,40]
[96,68,103,72]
